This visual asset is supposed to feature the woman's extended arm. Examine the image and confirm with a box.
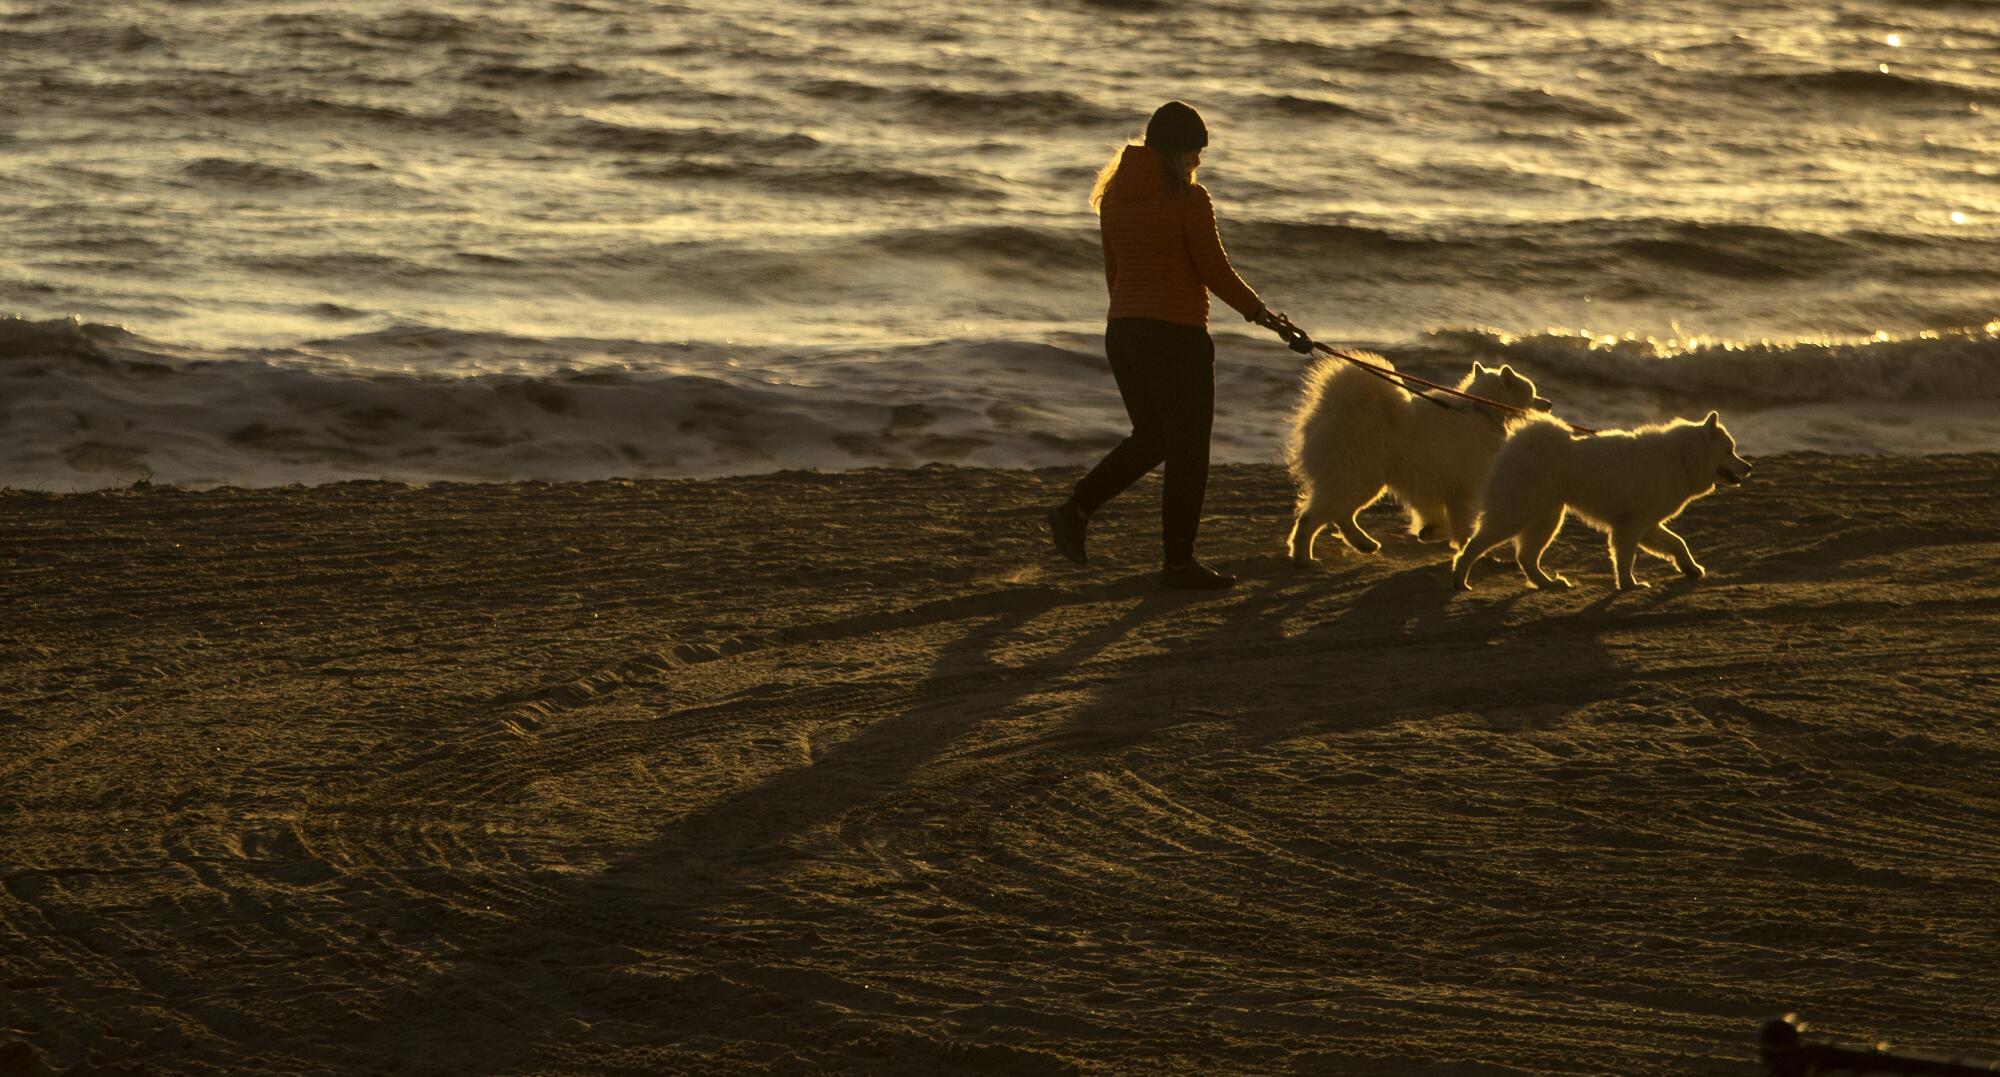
[1182,185,1263,320]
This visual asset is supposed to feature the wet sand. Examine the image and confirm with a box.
[5,456,2000,1074]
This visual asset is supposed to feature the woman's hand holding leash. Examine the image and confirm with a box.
[1255,307,1315,354]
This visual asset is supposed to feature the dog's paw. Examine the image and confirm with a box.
[1531,574,1572,591]
[1347,537,1381,555]
[1680,562,1706,580]
[1290,553,1317,569]
[1618,578,1651,591]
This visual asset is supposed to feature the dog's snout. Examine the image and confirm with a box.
[1716,455,1752,487]
[1531,397,1552,412]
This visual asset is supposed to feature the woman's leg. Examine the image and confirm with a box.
[1070,320,1171,515]
[1154,328,1214,565]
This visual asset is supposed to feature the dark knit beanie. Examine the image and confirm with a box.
[1144,101,1208,153]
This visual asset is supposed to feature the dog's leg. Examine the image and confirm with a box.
[1332,505,1380,555]
[1411,502,1445,543]
[1452,522,1513,591]
[1287,511,1324,565]
[1609,524,1647,589]
[1303,480,1382,555]
[1442,495,1498,558]
[1516,508,1570,590]
[1642,523,1703,579]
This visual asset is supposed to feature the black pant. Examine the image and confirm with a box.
[1071,317,1215,565]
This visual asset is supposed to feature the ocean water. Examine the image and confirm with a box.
[3,0,1998,487]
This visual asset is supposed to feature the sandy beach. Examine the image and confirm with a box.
[5,456,2000,1074]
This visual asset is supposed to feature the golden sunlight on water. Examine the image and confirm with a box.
[2,0,1999,477]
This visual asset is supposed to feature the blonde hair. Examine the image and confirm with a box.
[1089,141,1197,213]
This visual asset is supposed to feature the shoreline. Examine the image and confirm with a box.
[6,456,2000,1073]
[12,312,2000,495]
[10,443,2000,497]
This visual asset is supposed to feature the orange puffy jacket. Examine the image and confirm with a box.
[1098,144,1264,329]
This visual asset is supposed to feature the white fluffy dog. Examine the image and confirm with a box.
[1451,411,1752,592]
[1286,352,1551,563]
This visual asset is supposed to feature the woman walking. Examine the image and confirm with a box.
[1047,101,1288,590]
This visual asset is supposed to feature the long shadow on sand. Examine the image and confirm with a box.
[336,573,1201,1065]
[351,546,1636,1069]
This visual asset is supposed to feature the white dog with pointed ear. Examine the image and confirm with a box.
[1286,352,1551,563]
[1452,410,1753,592]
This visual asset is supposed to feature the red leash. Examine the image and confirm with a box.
[1273,317,1597,434]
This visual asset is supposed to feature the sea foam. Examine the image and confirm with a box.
[7,317,1998,490]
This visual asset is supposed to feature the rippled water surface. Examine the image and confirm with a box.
[3,0,1998,484]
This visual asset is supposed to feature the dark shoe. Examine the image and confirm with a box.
[1046,502,1087,565]
[1160,558,1236,591]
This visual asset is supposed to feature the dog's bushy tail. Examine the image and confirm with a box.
[1284,355,1342,477]
[1285,350,1404,488]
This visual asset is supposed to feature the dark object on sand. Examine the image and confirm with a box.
[1761,1014,2000,1075]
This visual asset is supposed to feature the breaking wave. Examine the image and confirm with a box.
[5,316,1998,490]
[1438,326,2000,406]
